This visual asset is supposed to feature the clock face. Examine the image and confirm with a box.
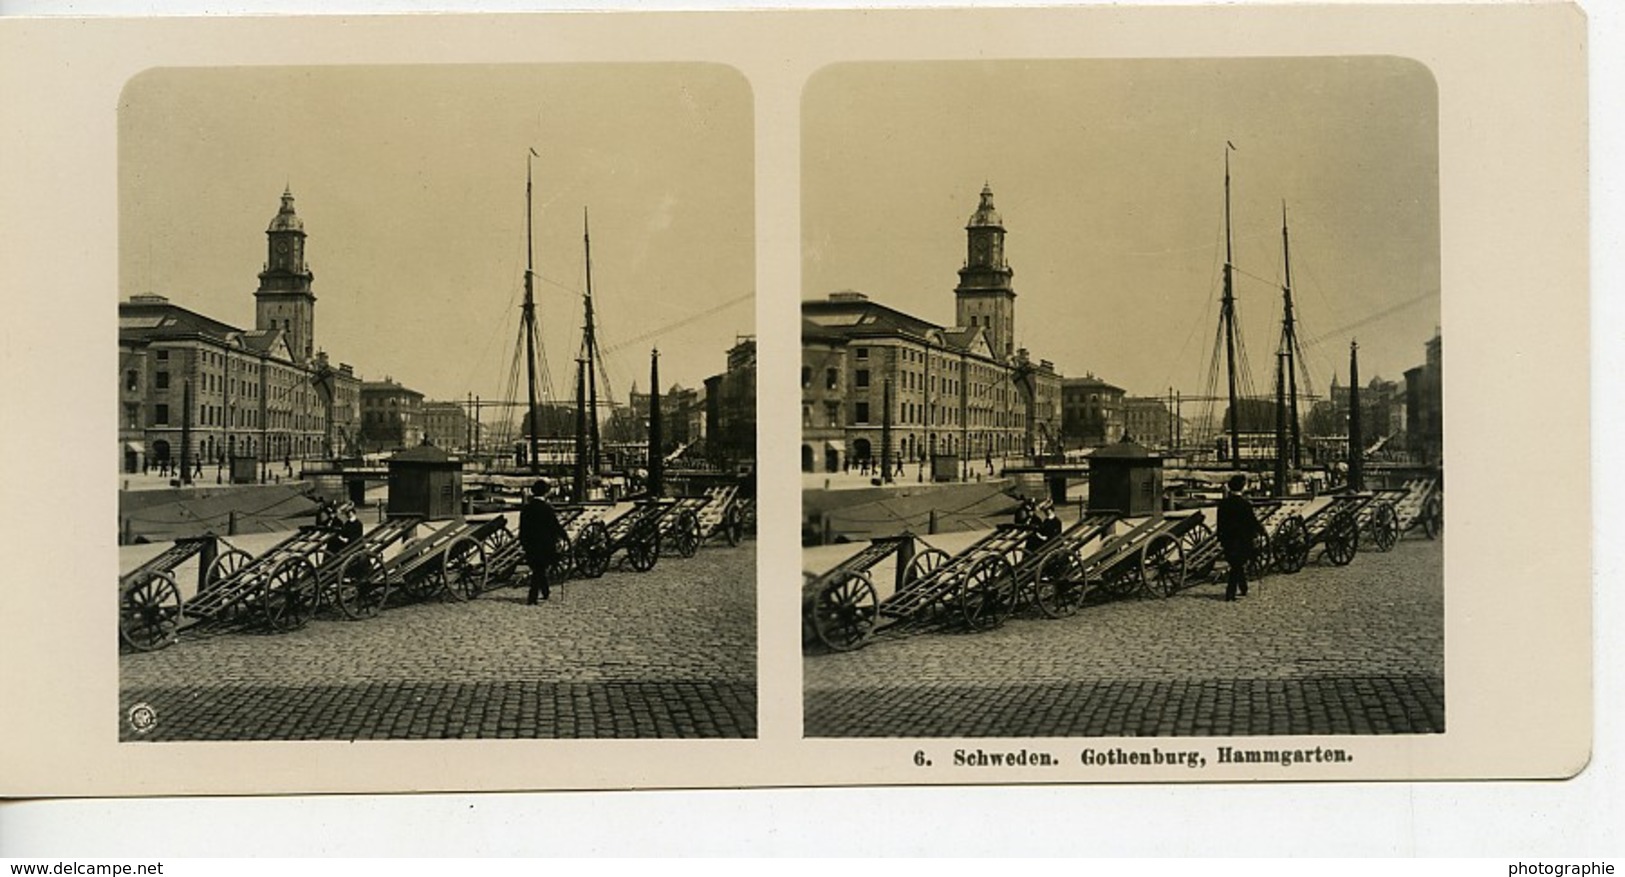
[972,236,990,261]
[276,239,290,254]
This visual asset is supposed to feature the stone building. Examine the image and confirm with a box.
[1061,375,1125,449]
[705,336,757,469]
[1122,396,1175,449]
[360,378,425,451]
[421,400,476,452]
[799,185,1063,474]
[117,189,361,474]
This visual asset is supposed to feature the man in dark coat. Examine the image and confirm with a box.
[1024,500,1063,553]
[519,478,566,604]
[1216,473,1266,601]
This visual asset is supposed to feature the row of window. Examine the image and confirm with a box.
[803,400,1027,429]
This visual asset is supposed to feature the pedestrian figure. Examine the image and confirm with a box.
[1216,473,1267,601]
[520,478,566,604]
[894,458,904,478]
[1024,499,1062,552]
[327,502,363,555]
[985,451,994,474]
[193,457,203,479]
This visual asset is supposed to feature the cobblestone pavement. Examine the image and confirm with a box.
[805,537,1443,737]
[120,542,756,740]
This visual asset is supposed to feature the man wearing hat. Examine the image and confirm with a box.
[1025,499,1063,552]
[1217,473,1267,601]
[519,478,566,604]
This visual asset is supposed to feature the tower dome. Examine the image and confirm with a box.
[268,187,305,233]
[967,182,1003,229]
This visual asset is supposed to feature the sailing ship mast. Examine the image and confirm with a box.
[581,208,604,477]
[1280,202,1303,469]
[1220,142,1242,470]
[522,149,542,475]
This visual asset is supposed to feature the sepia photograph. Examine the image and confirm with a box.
[0,4,1594,807]
[800,58,1446,739]
[114,64,758,740]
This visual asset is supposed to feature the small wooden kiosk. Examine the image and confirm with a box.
[387,443,464,521]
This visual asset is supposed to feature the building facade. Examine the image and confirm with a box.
[705,336,757,469]
[118,295,361,472]
[360,378,425,451]
[800,185,1063,474]
[1122,396,1175,449]
[421,400,476,452]
[118,190,361,474]
[1061,375,1125,449]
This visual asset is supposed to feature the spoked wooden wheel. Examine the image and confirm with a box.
[1032,548,1089,618]
[336,548,390,620]
[441,536,488,602]
[202,546,255,621]
[1180,521,1218,582]
[1245,527,1274,580]
[957,554,1018,632]
[810,570,879,652]
[483,527,522,586]
[1422,494,1444,540]
[1272,515,1310,574]
[548,533,573,583]
[203,548,252,593]
[261,557,319,633]
[1322,507,1360,566]
[722,505,745,547]
[1138,533,1187,598]
[1365,501,1399,552]
[573,520,612,579]
[670,509,701,558]
[626,528,661,572]
[902,547,951,590]
[119,572,182,652]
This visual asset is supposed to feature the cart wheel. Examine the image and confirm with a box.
[1139,532,1187,598]
[203,548,252,593]
[722,505,744,547]
[958,554,1018,631]
[261,557,319,633]
[548,533,574,583]
[1272,515,1310,574]
[1179,521,1217,581]
[810,570,879,652]
[336,548,389,620]
[1422,494,1443,540]
[902,547,951,590]
[119,572,182,651]
[627,529,660,572]
[573,520,611,579]
[1032,548,1088,618]
[1245,527,1274,580]
[1323,506,1360,566]
[673,509,701,558]
[1365,501,1399,552]
[441,536,489,602]
[399,564,444,602]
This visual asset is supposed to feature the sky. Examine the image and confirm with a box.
[119,64,754,414]
[802,57,1441,408]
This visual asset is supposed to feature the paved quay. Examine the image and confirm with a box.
[120,541,757,740]
[804,536,1443,738]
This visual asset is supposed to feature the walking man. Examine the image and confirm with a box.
[520,478,566,604]
[1216,473,1266,601]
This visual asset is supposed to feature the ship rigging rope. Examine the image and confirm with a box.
[601,291,754,355]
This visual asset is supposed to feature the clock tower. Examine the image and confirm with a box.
[955,183,1017,360]
[255,187,318,364]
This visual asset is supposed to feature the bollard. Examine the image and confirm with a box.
[928,509,938,535]
[228,510,238,536]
